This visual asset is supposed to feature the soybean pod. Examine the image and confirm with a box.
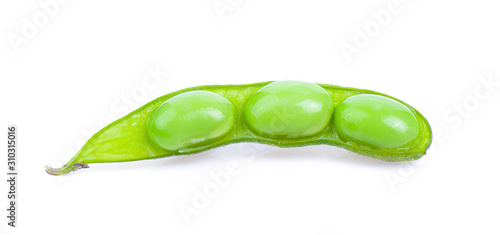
[46,81,432,175]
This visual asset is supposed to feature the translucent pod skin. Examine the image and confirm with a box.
[146,91,236,151]
[46,81,432,175]
[334,94,420,149]
[243,81,334,138]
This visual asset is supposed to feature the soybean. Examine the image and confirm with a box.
[46,81,432,175]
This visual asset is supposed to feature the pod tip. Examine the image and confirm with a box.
[45,162,89,176]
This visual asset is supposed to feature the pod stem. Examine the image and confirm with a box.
[45,162,89,176]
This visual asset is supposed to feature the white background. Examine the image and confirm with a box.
[1,0,500,234]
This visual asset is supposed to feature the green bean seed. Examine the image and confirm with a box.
[334,94,420,149]
[243,81,334,138]
[146,91,236,151]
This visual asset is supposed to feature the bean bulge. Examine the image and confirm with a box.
[243,80,334,138]
[333,94,420,149]
[146,91,236,151]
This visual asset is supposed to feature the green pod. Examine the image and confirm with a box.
[46,81,432,175]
